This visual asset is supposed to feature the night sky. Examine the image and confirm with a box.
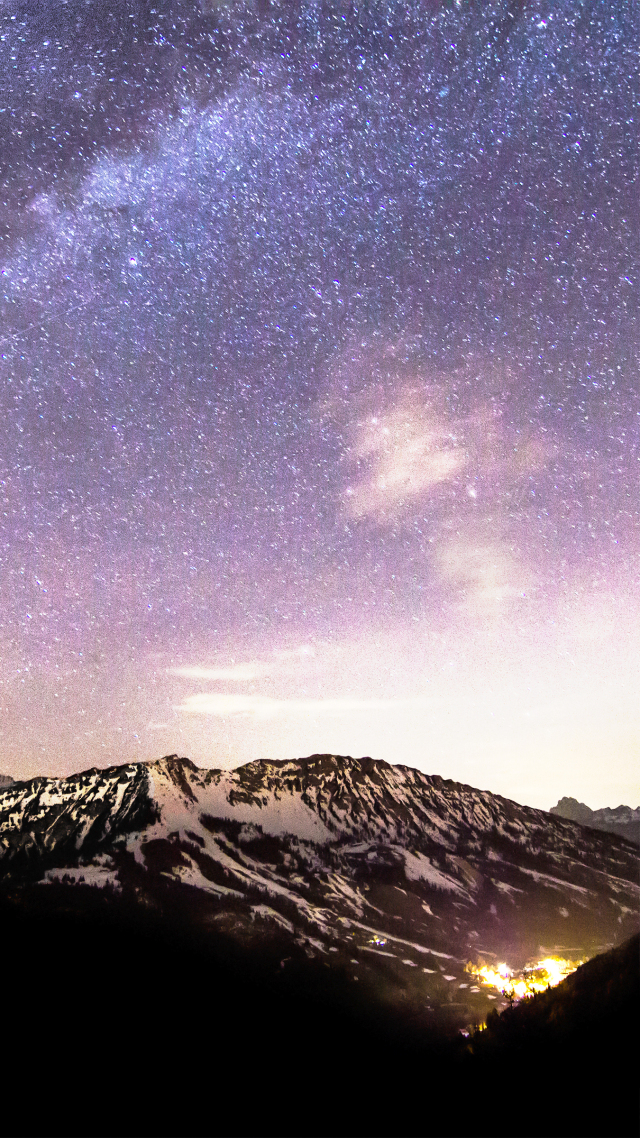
[1,1,637,809]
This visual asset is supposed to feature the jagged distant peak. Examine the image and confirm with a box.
[550,797,594,823]
[0,774,14,787]
[550,795,639,845]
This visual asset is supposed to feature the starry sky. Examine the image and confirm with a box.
[1,0,638,809]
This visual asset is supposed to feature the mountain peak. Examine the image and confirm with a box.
[550,796,594,824]
[551,795,639,844]
[148,753,200,772]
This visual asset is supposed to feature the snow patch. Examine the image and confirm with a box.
[41,865,121,890]
[197,777,334,842]
[518,867,590,893]
[252,905,295,934]
[404,851,466,894]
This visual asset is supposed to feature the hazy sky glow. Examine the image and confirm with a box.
[0,1,637,808]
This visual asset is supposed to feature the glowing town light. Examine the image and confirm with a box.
[465,955,584,1000]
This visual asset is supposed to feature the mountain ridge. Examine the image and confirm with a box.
[0,751,638,1137]
[1,751,637,1039]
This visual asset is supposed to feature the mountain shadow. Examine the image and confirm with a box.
[0,884,461,1138]
[0,889,637,1138]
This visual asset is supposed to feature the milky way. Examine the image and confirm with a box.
[0,1,638,808]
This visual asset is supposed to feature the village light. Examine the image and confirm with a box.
[465,955,584,1000]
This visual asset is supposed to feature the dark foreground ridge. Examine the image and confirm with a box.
[0,889,637,1138]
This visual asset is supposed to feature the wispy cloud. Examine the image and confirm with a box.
[343,391,468,520]
[273,645,315,661]
[335,375,551,523]
[168,645,316,683]
[436,534,531,611]
[323,360,553,610]
[176,692,419,719]
[169,663,270,682]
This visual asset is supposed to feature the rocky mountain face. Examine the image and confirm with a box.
[550,796,640,845]
[0,774,13,788]
[1,753,638,1035]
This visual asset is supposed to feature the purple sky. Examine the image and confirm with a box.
[1,1,637,809]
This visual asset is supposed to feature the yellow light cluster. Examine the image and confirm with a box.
[465,955,583,1000]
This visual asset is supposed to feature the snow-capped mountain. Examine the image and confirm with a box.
[1,753,637,1032]
[550,796,640,845]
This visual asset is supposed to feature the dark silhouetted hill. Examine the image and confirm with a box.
[458,933,639,1137]
[0,886,637,1136]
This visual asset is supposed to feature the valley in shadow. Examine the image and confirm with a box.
[0,884,636,1138]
